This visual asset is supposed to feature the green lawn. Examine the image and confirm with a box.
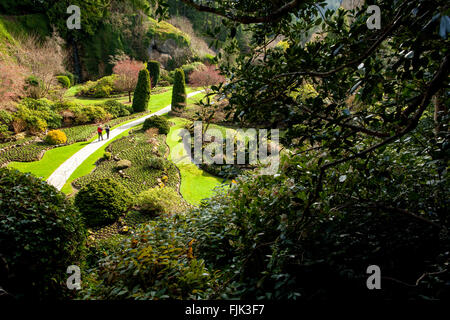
[165,116,225,205]
[8,140,92,180]
[7,88,183,181]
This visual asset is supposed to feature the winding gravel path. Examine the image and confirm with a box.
[47,91,203,190]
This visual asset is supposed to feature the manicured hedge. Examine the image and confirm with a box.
[132,69,151,113]
[147,60,160,87]
[171,68,186,112]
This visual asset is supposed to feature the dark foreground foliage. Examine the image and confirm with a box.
[0,168,86,300]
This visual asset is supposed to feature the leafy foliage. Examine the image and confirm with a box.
[0,168,86,300]
[56,75,71,88]
[81,217,218,300]
[75,178,132,228]
[136,186,183,215]
[77,75,119,98]
[98,100,133,118]
[143,115,170,135]
[45,129,67,145]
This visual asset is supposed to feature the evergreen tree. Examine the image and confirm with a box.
[132,69,151,112]
[147,60,161,87]
[171,68,186,112]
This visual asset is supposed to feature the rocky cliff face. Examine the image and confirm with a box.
[340,0,364,10]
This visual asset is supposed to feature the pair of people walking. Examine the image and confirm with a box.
[97,125,110,141]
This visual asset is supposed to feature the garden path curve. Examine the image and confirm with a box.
[47,90,204,190]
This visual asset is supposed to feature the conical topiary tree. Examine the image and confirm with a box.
[147,60,160,88]
[132,69,151,112]
[171,68,186,112]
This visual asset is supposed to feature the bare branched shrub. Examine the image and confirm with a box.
[113,57,144,102]
[0,52,26,109]
[167,16,215,58]
[11,31,67,99]
[189,64,225,89]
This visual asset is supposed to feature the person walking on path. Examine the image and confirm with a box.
[97,125,103,141]
[105,125,110,139]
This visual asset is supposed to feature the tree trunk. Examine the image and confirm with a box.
[433,89,447,137]
[129,91,132,103]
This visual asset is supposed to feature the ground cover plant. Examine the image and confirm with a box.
[72,128,179,196]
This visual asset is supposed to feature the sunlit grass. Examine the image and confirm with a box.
[165,116,225,205]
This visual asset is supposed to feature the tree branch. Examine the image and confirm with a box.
[180,0,303,24]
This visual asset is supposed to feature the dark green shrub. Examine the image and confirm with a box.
[74,178,132,228]
[57,75,71,88]
[160,68,173,85]
[148,156,167,170]
[166,57,177,71]
[147,60,160,87]
[99,100,132,118]
[171,68,186,112]
[0,168,86,300]
[132,69,151,113]
[143,115,170,135]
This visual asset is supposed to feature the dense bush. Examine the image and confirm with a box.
[171,68,186,112]
[148,156,167,170]
[0,168,86,300]
[58,72,75,86]
[70,105,111,124]
[81,218,218,300]
[45,129,67,145]
[143,115,170,135]
[147,60,160,87]
[77,75,119,98]
[13,98,62,133]
[132,69,151,112]
[136,187,182,215]
[0,110,13,139]
[185,146,449,300]
[98,100,132,118]
[56,75,71,88]
[160,68,173,85]
[74,178,132,228]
